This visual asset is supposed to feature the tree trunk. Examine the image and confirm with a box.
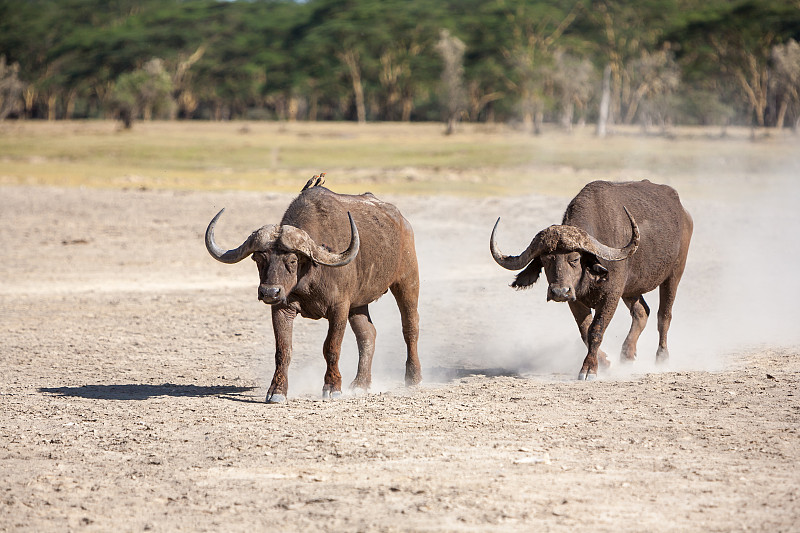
[445,115,457,135]
[623,83,649,125]
[533,108,543,136]
[522,109,533,133]
[65,90,76,119]
[47,93,57,120]
[401,96,413,122]
[596,64,612,138]
[23,86,35,119]
[775,97,789,130]
[340,49,366,124]
[732,54,768,128]
[309,92,318,121]
[560,101,574,131]
[119,108,132,129]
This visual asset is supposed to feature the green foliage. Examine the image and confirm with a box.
[0,0,799,127]
[111,58,173,127]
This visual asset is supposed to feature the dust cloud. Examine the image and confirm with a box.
[258,156,800,397]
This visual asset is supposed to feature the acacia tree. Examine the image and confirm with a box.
[501,0,582,134]
[374,1,441,122]
[588,0,680,133]
[450,0,509,123]
[111,59,173,128]
[297,0,391,123]
[771,39,800,130]
[4,0,800,128]
[623,46,680,130]
[675,0,800,130]
[435,29,467,135]
[0,55,24,120]
[551,49,595,130]
[709,30,772,129]
[170,45,205,119]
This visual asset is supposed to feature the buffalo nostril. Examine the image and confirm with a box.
[259,286,281,301]
[548,287,572,301]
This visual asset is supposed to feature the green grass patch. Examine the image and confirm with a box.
[1,120,798,197]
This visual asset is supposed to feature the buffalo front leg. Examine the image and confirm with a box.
[568,300,610,370]
[390,278,422,386]
[322,306,349,399]
[620,296,650,362]
[578,297,620,380]
[348,305,376,392]
[267,306,297,403]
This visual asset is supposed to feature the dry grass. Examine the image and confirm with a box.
[1,120,798,198]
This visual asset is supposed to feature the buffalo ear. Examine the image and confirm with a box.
[511,257,542,290]
[591,262,608,279]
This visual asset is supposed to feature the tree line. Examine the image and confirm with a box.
[1,0,799,133]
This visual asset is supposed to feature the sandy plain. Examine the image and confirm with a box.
[1,122,799,532]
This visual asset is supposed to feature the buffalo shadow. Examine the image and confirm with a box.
[425,366,523,383]
[38,383,255,401]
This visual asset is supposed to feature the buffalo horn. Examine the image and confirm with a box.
[278,212,360,267]
[489,206,640,270]
[579,206,640,261]
[205,208,280,264]
[490,217,543,271]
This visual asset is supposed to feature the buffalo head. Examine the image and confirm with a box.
[490,207,639,302]
[205,208,360,305]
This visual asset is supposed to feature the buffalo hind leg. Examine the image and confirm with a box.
[658,222,690,363]
[621,296,650,363]
[656,275,681,364]
[348,305,376,392]
[568,301,610,371]
[390,279,422,386]
[266,306,297,403]
[322,306,349,399]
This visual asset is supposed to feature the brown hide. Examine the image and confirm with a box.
[561,180,692,299]
[280,187,416,317]
[206,184,421,402]
[492,179,693,380]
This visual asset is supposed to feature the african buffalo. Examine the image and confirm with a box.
[490,180,693,380]
[206,178,421,402]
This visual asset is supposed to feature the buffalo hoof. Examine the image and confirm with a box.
[266,393,286,404]
[321,390,342,400]
[578,372,598,381]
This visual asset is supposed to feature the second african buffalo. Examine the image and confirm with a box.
[490,180,693,380]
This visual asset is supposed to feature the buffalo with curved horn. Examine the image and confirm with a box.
[490,180,693,380]
[206,179,422,402]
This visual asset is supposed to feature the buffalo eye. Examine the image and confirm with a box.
[569,257,580,267]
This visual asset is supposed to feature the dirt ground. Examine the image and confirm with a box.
[1,182,799,532]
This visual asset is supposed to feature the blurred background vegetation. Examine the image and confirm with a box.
[1,0,799,133]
